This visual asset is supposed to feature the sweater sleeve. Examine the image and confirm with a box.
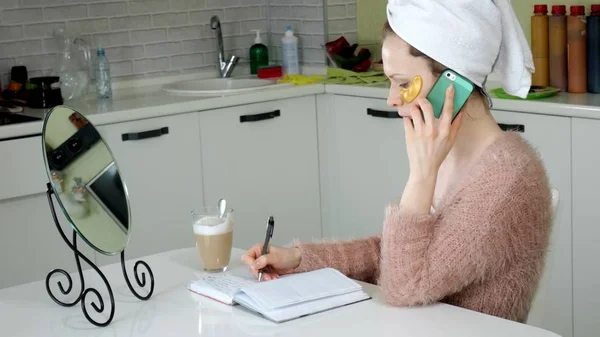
[289,236,381,284]
[378,169,552,306]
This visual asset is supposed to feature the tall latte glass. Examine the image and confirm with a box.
[191,207,233,272]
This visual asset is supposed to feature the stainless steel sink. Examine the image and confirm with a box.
[162,78,289,96]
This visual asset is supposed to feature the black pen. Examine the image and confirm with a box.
[258,216,275,282]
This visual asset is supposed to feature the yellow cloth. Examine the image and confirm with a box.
[277,68,389,86]
[323,68,389,85]
[278,74,324,85]
[276,68,390,86]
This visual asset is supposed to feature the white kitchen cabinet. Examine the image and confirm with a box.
[490,109,572,337]
[0,135,96,289]
[96,113,204,265]
[198,96,322,249]
[572,117,600,337]
[0,193,97,289]
[318,94,410,239]
[0,135,48,200]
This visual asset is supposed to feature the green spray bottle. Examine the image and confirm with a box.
[249,29,268,75]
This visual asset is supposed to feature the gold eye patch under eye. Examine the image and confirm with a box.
[399,75,423,103]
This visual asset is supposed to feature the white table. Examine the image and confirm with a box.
[0,247,562,337]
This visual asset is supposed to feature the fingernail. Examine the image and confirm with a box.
[448,84,454,93]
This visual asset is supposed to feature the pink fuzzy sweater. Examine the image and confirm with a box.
[291,132,553,322]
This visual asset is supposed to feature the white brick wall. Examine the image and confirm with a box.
[265,0,357,66]
[0,0,268,86]
[268,0,326,65]
[0,0,357,86]
[326,0,357,44]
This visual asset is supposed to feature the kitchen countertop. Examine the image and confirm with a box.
[2,71,600,140]
[0,76,322,140]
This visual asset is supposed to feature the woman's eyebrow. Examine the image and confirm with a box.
[388,73,407,79]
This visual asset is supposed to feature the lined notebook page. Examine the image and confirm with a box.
[195,274,256,299]
[240,268,362,310]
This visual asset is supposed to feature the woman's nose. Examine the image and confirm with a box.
[387,88,403,107]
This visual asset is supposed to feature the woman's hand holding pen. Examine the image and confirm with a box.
[241,244,302,281]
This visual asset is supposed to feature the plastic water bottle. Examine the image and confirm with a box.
[281,25,299,74]
[95,47,112,99]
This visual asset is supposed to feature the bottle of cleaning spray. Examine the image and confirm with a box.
[281,25,299,74]
[249,29,268,75]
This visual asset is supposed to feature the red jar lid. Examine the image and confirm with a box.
[591,4,600,14]
[571,5,585,16]
[534,4,548,14]
[552,5,566,15]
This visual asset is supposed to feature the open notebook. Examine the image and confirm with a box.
[188,268,371,323]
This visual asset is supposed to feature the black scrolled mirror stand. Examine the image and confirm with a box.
[44,183,155,327]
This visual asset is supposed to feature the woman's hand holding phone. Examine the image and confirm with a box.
[399,84,463,216]
[404,84,463,180]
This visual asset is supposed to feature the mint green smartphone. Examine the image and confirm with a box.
[426,69,475,119]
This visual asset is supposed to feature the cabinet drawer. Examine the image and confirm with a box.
[0,193,96,289]
[0,136,48,200]
[321,95,409,239]
[96,113,204,261]
[199,96,322,249]
[99,117,176,147]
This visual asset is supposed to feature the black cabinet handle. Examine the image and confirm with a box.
[498,123,525,133]
[367,108,402,119]
[240,110,280,123]
[122,127,169,141]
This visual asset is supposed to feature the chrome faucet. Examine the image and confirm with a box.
[210,15,239,78]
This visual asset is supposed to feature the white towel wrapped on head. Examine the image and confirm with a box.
[386,0,534,100]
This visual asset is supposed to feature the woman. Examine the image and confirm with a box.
[242,0,553,323]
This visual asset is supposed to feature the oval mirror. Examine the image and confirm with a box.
[41,106,130,255]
